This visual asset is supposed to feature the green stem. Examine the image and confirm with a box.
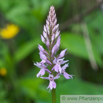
[52,89,56,103]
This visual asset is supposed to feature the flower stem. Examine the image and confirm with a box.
[52,88,56,103]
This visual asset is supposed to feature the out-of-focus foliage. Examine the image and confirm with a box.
[0,0,103,103]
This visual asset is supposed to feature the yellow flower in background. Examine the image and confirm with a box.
[0,67,7,76]
[0,24,20,39]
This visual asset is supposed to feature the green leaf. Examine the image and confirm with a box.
[36,79,103,103]
[85,11,103,55]
[5,5,30,28]
[0,0,12,13]
[56,79,103,102]
[14,38,41,63]
[61,33,88,59]
[60,32,103,67]
[19,77,45,100]
[93,35,103,54]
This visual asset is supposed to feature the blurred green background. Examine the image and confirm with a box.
[0,0,103,103]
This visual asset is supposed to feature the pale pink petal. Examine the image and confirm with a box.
[58,65,62,73]
[53,24,59,33]
[52,14,56,22]
[53,57,57,64]
[40,60,46,64]
[46,39,50,48]
[62,64,69,70]
[43,31,46,38]
[37,69,45,77]
[34,62,41,68]
[52,64,59,72]
[41,35,45,43]
[53,19,57,26]
[38,44,44,51]
[54,75,60,80]
[41,69,45,75]
[41,77,49,79]
[46,20,49,25]
[44,25,46,32]
[61,60,69,64]
[52,36,60,55]
[39,52,47,60]
[55,31,60,38]
[52,81,56,89]
[47,82,50,89]
[63,72,73,79]
[51,33,55,42]
[63,72,70,79]
[58,49,67,58]
[46,60,52,65]
[45,69,51,73]
[38,44,48,55]
[47,81,56,90]
[49,81,53,90]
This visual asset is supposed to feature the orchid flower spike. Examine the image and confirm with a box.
[34,5,74,91]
